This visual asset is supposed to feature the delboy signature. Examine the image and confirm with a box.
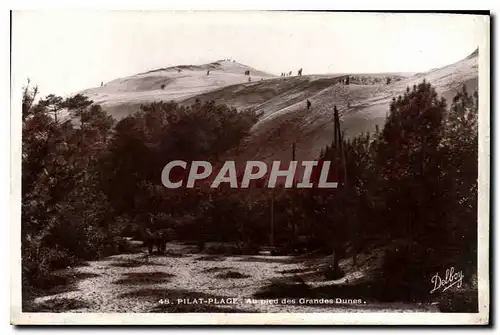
[430,267,464,294]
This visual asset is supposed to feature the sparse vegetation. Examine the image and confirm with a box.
[24,298,91,313]
[113,271,174,285]
[215,271,250,279]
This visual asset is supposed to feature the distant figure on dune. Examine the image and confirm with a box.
[248,77,252,82]
[298,68,303,76]
[289,70,292,76]
[100,81,103,87]
[207,70,210,76]
[306,99,311,110]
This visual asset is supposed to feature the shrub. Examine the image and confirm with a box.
[375,241,436,302]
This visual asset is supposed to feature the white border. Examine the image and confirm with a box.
[8,10,491,326]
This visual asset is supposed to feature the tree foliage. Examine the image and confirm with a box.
[21,79,478,306]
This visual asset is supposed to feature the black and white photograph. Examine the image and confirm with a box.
[10,10,490,325]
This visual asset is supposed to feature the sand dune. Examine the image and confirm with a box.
[79,51,478,164]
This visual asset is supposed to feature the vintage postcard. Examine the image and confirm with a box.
[10,10,490,325]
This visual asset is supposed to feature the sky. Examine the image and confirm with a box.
[12,11,488,96]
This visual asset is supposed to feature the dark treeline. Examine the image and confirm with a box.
[22,80,478,307]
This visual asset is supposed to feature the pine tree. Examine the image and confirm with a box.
[376,80,446,242]
[439,85,478,273]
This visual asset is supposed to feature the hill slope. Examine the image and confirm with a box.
[80,59,276,119]
[219,52,478,164]
[80,52,478,164]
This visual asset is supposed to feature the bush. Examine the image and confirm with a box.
[375,241,437,302]
[201,241,260,256]
[22,242,77,291]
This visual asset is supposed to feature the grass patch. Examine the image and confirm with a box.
[109,258,158,268]
[113,272,174,285]
[24,298,91,313]
[22,271,100,310]
[71,272,100,281]
[202,243,260,256]
[215,271,250,279]
[31,271,99,291]
[164,250,188,258]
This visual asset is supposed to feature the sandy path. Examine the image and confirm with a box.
[31,242,439,313]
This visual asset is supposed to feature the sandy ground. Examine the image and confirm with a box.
[30,241,439,313]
